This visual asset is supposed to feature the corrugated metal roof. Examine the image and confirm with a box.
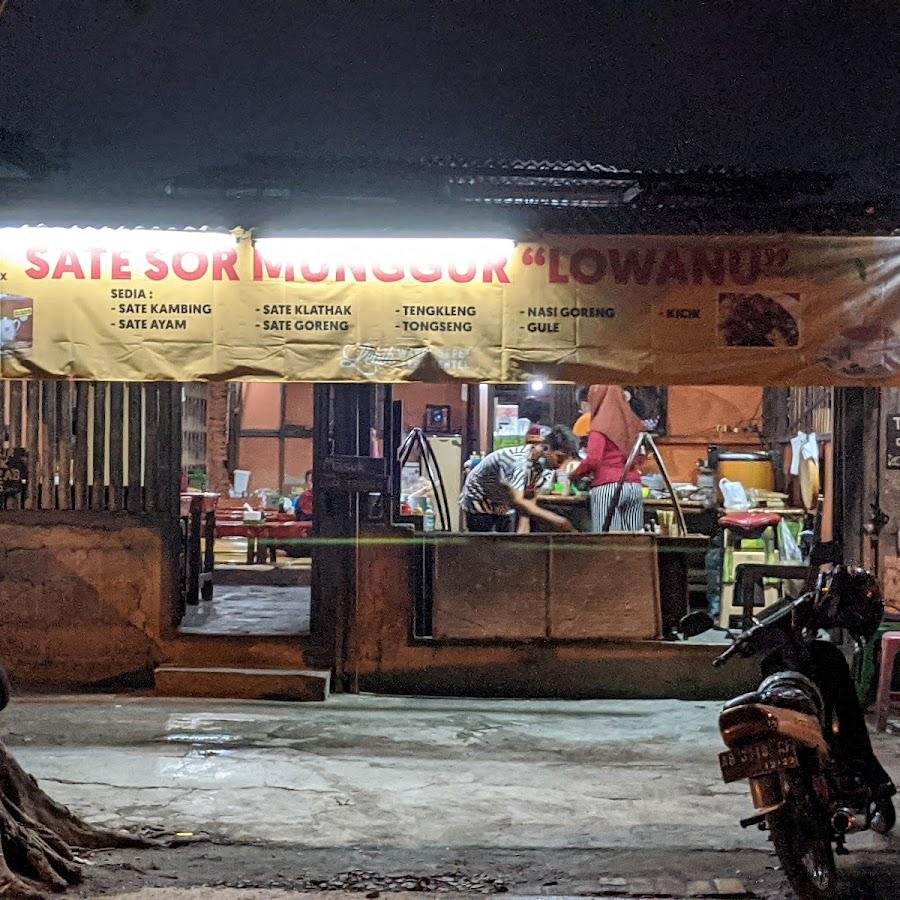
[1,191,896,236]
[162,155,842,206]
[0,156,896,235]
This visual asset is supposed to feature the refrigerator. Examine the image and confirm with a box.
[425,434,464,532]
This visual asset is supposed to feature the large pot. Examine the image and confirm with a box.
[714,451,775,493]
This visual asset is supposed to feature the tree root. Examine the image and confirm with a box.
[0,741,149,898]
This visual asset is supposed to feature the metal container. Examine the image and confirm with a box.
[714,450,775,493]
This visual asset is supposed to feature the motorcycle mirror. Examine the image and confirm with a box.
[680,610,716,638]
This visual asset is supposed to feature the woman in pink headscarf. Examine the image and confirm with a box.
[571,385,645,532]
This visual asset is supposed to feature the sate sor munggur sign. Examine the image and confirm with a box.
[0,231,899,384]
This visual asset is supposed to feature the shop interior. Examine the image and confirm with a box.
[179,381,833,643]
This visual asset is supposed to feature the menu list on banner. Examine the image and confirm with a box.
[0,229,898,385]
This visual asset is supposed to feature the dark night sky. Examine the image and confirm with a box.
[1,1,898,188]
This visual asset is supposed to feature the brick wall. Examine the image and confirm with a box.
[0,513,167,687]
[205,383,231,493]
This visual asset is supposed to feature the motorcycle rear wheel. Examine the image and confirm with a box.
[767,800,837,900]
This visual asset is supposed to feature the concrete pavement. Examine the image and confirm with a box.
[1,694,897,897]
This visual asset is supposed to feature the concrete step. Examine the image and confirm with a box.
[159,633,308,670]
[154,666,330,702]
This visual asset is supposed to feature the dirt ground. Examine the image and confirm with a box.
[75,842,899,899]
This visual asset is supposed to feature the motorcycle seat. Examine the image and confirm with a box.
[722,672,823,718]
[722,690,764,711]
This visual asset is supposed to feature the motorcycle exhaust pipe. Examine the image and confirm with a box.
[832,809,864,834]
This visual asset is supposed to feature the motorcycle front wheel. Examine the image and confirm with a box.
[767,787,837,900]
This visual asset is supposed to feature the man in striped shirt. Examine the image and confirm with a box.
[459,426,579,533]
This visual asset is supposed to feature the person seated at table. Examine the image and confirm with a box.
[459,426,579,533]
[293,470,314,522]
[572,385,645,533]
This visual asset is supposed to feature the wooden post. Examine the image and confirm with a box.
[9,380,23,447]
[73,382,89,510]
[821,440,834,544]
[143,382,159,513]
[127,384,143,513]
[152,383,182,518]
[156,384,173,515]
[91,383,107,509]
[108,383,124,511]
[168,384,183,517]
[226,383,241,483]
[40,381,57,509]
[24,382,39,510]
[157,384,184,627]
[833,387,880,566]
[56,381,73,509]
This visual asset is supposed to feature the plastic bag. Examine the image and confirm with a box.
[719,478,750,511]
[778,519,802,562]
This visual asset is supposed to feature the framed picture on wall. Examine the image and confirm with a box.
[424,404,452,433]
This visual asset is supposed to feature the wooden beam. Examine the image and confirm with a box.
[24,382,39,510]
[108,383,124,511]
[91,382,107,509]
[127,384,143,513]
[143,382,159,513]
[169,383,182,517]
[9,381,22,447]
[156,384,173,515]
[73,382,89,510]
[155,383,182,518]
[40,381,56,509]
[56,381,73,509]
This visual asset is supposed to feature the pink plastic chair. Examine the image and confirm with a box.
[875,632,900,732]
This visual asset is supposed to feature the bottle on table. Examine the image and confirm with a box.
[424,499,436,531]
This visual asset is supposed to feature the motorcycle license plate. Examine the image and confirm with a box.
[719,737,799,783]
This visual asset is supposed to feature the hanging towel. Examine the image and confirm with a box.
[802,432,819,462]
[789,432,806,476]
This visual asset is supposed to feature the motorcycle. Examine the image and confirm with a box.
[690,566,895,899]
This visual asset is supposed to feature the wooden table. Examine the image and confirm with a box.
[215,516,312,564]
[533,493,592,530]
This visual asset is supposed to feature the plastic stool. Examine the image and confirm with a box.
[854,621,900,705]
[874,631,900,732]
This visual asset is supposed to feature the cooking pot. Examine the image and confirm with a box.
[714,451,775,494]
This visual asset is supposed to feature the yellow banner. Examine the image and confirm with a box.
[0,228,898,385]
